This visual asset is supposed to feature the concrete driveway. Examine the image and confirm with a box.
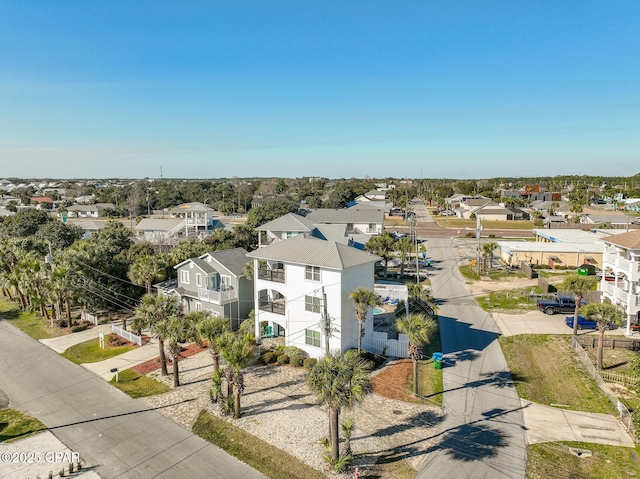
[40,323,113,353]
[522,400,635,447]
[493,310,626,337]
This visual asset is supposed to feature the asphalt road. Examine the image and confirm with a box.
[415,203,527,478]
[0,321,267,479]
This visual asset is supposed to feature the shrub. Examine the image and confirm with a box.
[277,354,289,365]
[108,334,130,347]
[303,358,317,369]
[290,355,304,367]
[261,351,276,364]
[70,323,88,333]
[273,344,285,354]
[283,346,306,358]
[56,319,69,328]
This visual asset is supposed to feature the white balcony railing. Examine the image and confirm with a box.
[602,281,630,305]
[197,287,238,304]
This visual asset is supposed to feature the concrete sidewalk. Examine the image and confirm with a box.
[81,338,160,380]
[40,323,113,353]
[522,399,635,447]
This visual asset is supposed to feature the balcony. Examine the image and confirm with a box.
[258,267,285,283]
[601,281,630,305]
[197,287,238,305]
[258,299,286,315]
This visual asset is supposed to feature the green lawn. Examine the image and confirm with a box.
[0,298,65,340]
[527,442,640,479]
[62,335,136,364]
[499,335,616,414]
[0,408,46,443]
[418,320,443,405]
[109,369,171,398]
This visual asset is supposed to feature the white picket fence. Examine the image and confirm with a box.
[368,331,410,358]
[81,311,99,325]
[111,324,142,346]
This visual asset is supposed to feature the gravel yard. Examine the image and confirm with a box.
[140,350,443,478]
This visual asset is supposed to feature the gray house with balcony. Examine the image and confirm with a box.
[156,247,253,329]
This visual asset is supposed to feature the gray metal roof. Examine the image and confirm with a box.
[169,202,217,214]
[313,224,348,244]
[256,213,316,232]
[306,208,385,224]
[201,247,250,276]
[246,235,381,270]
[135,218,183,231]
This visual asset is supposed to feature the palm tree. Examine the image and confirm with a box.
[349,288,382,354]
[218,334,255,418]
[307,351,373,463]
[395,237,413,277]
[581,303,623,370]
[481,242,498,272]
[131,294,181,376]
[570,202,583,223]
[396,314,437,396]
[128,255,166,295]
[196,315,230,375]
[365,233,395,276]
[156,315,189,388]
[561,275,598,337]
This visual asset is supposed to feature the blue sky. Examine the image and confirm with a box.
[1,1,638,179]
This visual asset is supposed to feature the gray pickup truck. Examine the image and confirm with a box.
[536,296,587,315]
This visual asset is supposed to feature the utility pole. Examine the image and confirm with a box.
[476,216,482,273]
[322,287,330,356]
[45,244,62,323]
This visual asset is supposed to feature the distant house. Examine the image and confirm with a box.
[305,208,385,235]
[30,196,53,205]
[134,202,225,245]
[67,203,115,218]
[246,235,381,359]
[156,247,253,329]
[581,214,638,226]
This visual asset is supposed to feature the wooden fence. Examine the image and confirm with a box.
[575,335,640,351]
[599,370,640,388]
[571,337,636,438]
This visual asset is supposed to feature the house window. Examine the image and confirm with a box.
[180,270,189,284]
[305,329,321,347]
[195,302,202,311]
[305,295,321,313]
[305,265,320,281]
[196,273,202,287]
[220,275,231,290]
[369,223,375,231]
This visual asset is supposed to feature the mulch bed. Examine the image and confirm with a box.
[371,359,414,402]
[130,342,209,375]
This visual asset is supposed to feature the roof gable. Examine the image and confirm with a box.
[256,213,316,232]
[200,247,249,277]
[246,235,380,270]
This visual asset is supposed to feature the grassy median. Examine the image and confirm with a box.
[62,335,136,364]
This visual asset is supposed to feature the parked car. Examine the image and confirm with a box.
[536,296,587,315]
[565,316,612,330]
[393,231,408,239]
